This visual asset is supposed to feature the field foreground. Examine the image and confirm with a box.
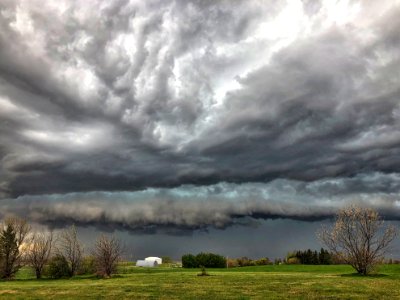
[1,265,400,299]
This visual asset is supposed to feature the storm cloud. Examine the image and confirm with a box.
[0,0,400,239]
[1,172,400,234]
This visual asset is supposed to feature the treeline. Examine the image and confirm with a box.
[181,253,275,268]
[286,248,333,265]
[0,217,123,280]
[227,257,272,267]
[182,249,336,269]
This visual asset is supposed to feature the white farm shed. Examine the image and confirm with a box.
[145,257,162,265]
[136,260,158,267]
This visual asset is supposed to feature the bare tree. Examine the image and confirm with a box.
[26,232,53,279]
[0,217,31,279]
[58,225,83,276]
[318,206,397,275]
[92,234,123,278]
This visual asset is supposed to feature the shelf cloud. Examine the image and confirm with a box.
[1,173,400,234]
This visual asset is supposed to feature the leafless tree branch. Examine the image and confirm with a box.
[92,234,123,278]
[26,231,53,279]
[57,225,83,276]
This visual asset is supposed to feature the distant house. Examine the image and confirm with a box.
[136,260,158,267]
[136,257,162,267]
[145,257,162,265]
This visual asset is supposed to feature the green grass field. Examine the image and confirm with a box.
[1,264,400,299]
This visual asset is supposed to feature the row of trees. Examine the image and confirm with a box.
[286,248,332,265]
[227,257,272,267]
[0,218,123,280]
[182,254,273,268]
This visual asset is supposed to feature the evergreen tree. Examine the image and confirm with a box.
[293,248,333,265]
[312,251,318,264]
[0,225,20,279]
[318,248,332,265]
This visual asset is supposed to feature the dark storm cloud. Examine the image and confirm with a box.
[192,24,400,181]
[0,0,283,197]
[0,0,400,226]
[1,172,400,234]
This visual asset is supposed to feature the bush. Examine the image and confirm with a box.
[286,252,296,261]
[161,256,172,264]
[255,257,272,265]
[227,258,239,268]
[286,257,301,265]
[226,257,272,267]
[77,256,97,275]
[236,257,256,267]
[45,255,71,279]
[182,254,197,268]
[196,253,226,268]
[197,266,210,276]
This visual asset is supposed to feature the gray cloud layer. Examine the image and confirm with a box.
[0,0,400,233]
[1,172,400,234]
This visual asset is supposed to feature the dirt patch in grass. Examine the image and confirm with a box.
[0,290,17,294]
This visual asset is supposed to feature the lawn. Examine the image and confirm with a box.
[0,264,400,299]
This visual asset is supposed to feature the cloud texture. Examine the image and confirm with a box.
[1,172,400,233]
[0,0,400,234]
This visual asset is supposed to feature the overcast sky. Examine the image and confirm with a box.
[1,0,400,259]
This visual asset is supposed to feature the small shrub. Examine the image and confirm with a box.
[287,257,301,265]
[161,256,172,264]
[255,257,272,265]
[197,265,210,276]
[237,257,256,267]
[45,255,71,279]
[77,256,97,275]
[227,258,238,268]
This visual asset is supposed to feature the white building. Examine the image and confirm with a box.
[145,257,162,265]
[136,260,158,267]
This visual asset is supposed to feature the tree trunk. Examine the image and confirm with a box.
[35,268,42,279]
